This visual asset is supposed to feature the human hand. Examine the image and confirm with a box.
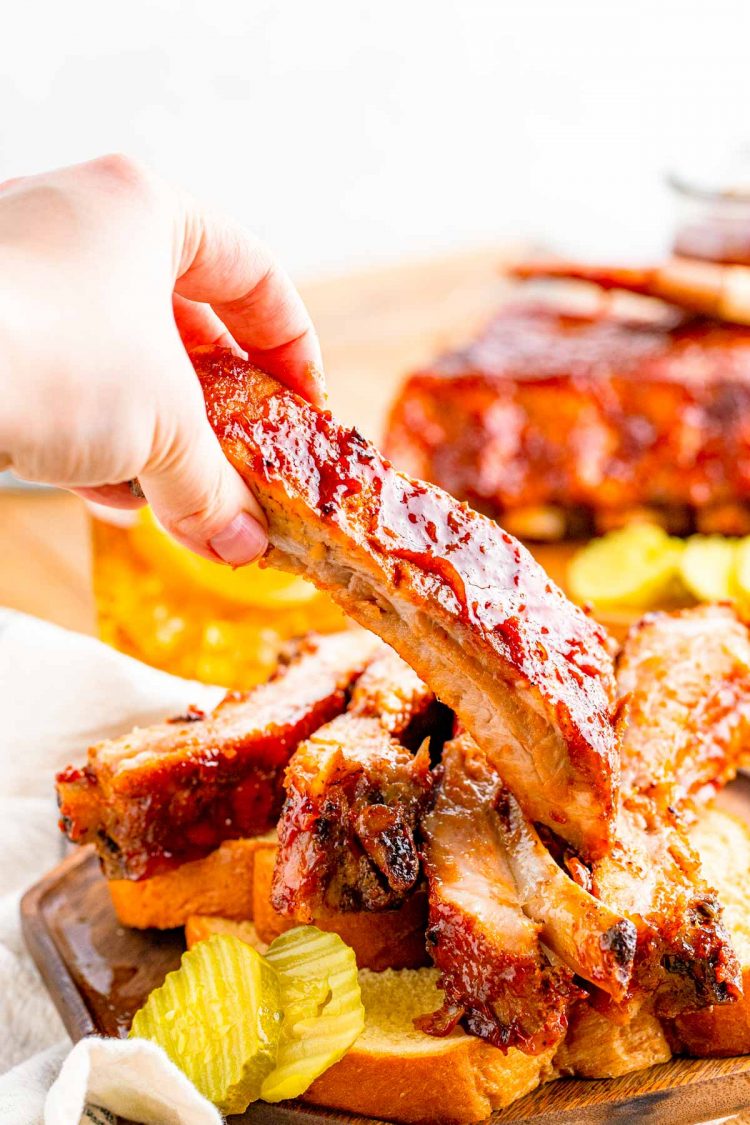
[0,154,324,565]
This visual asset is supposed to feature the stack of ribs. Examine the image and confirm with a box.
[384,257,750,539]
[57,350,750,1069]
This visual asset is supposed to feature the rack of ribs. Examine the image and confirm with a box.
[56,630,382,879]
[195,346,620,861]
[384,298,750,539]
[272,648,442,918]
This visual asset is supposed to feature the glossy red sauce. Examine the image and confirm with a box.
[433,303,750,385]
[194,354,618,791]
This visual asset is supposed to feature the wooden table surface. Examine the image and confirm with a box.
[0,245,514,635]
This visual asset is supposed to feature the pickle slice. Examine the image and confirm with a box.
[130,934,282,1114]
[260,925,365,1102]
[735,539,750,609]
[679,536,738,603]
[568,524,684,609]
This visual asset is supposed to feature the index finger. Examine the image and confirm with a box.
[173,200,325,405]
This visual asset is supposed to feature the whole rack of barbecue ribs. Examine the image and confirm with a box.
[384,274,750,540]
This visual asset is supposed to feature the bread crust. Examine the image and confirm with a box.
[108,838,275,928]
[305,1015,555,1125]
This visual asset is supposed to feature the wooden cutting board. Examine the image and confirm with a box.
[21,779,750,1125]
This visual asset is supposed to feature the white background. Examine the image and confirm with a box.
[1,0,749,278]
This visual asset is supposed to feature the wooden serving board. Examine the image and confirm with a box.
[21,781,750,1125]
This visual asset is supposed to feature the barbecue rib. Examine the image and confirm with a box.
[272,650,438,918]
[615,605,750,810]
[418,734,580,1054]
[57,630,382,879]
[588,607,750,1016]
[195,346,620,860]
[591,799,740,1017]
[494,787,636,1002]
[384,300,750,539]
[511,257,750,325]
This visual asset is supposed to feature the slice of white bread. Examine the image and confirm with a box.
[553,1000,671,1079]
[107,837,276,929]
[186,916,554,1125]
[188,887,429,975]
[306,968,555,1124]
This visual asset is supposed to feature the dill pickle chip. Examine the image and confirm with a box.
[130,934,282,1114]
[568,524,684,609]
[679,536,738,603]
[260,925,365,1102]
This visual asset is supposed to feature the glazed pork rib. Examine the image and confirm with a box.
[591,799,740,1017]
[57,630,382,879]
[272,649,439,918]
[588,606,750,1016]
[495,786,636,1003]
[615,604,750,810]
[418,734,581,1054]
[196,346,620,860]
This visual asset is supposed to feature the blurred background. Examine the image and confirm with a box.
[4,0,750,679]
[2,0,749,276]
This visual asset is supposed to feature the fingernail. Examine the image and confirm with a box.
[209,512,267,566]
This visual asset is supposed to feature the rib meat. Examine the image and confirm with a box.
[348,646,452,751]
[418,734,580,1054]
[384,300,750,538]
[494,787,636,1002]
[588,607,750,1016]
[272,650,438,917]
[591,799,740,1017]
[615,604,750,810]
[196,346,620,860]
[56,630,382,879]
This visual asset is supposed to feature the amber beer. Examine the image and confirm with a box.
[90,508,346,688]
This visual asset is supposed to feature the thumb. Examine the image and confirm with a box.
[139,364,267,567]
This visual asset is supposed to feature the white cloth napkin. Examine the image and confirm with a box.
[0,608,226,1124]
